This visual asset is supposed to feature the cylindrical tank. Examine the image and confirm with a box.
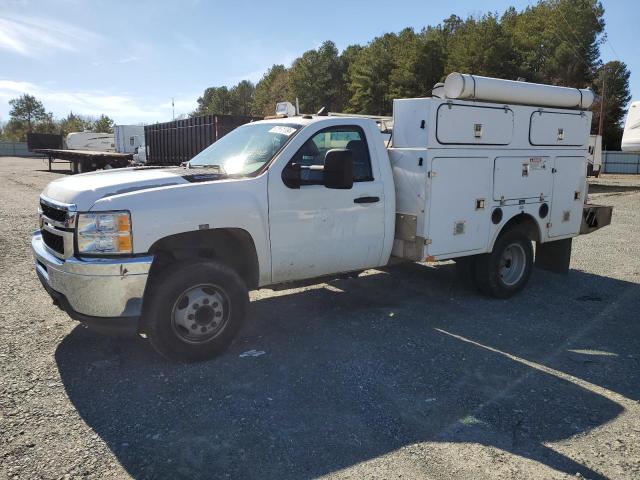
[444,72,594,109]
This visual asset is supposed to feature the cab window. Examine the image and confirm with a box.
[290,126,373,183]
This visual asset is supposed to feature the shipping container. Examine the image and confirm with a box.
[27,133,63,151]
[144,114,261,166]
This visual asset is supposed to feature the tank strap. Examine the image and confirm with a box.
[577,88,583,108]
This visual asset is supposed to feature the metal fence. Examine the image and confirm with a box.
[0,142,40,157]
[602,151,640,174]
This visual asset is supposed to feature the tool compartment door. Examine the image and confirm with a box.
[530,111,590,146]
[549,156,586,238]
[436,104,514,145]
[427,157,492,256]
[493,156,552,201]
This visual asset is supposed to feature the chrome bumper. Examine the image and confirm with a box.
[32,231,153,319]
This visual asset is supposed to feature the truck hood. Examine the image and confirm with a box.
[42,167,222,209]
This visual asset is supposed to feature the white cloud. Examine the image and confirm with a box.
[226,51,298,85]
[0,15,103,57]
[0,79,197,123]
[91,55,141,67]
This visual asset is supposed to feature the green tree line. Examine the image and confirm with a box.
[193,0,631,149]
[0,94,115,142]
[1,0,630,149]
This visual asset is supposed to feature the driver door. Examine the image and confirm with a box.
[268,124,385,283]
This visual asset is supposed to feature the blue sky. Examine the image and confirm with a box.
[0,0,636,124]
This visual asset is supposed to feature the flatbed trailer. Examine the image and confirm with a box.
[33,149,132,174]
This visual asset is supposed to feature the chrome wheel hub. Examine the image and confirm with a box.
[171,284,229,343]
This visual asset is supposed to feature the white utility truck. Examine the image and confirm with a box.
[587,134,602,177]
[132,142,147,165]
[32,73,612,362]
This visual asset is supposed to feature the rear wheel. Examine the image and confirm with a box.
[143,260,248,362]
[473,229,533,298]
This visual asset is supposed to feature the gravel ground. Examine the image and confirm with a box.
[1,157,639,480]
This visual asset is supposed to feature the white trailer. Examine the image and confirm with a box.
[114,125,145,154]
[33,73,612,361]
[622,101,640,152]
[65,132,115,151]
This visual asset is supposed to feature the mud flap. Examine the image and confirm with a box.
[580,204,612,235]
[535,238,572,274]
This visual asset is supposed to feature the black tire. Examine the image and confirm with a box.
[143,260,248,362]
[473,228,533,298]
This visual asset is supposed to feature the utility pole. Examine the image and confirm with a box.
[172,98,175,120]
[598,66,606,138]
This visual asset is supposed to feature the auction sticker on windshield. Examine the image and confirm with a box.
[269,126,297,136]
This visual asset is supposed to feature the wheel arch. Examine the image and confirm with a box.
[147,228,260,289]
[489,212,542,252]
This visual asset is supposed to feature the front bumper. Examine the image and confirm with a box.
[32,231,153,334]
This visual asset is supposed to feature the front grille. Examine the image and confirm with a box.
[40,200,67,223]
[42,229,64,255]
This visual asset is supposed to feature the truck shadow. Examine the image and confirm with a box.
[55,262,640,479]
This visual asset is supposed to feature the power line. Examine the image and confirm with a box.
[604,34,621,61]
[555,3,622,77]
[557,6,587,50]
[546,14,593,76]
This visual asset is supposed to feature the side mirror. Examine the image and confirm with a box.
[282,162,301,189]
[323,149,353,189]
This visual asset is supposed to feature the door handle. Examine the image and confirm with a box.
[354,196,380,204]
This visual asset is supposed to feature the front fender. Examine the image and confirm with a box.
[90,175,272,286]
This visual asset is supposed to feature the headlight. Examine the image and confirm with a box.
[76,211,132,255]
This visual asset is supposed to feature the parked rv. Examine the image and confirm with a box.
[33,73,612,362]
[622,101,640,152]
[65,132,115,151]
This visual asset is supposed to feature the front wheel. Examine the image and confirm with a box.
[143,260,248,362]
[473,229,533,298]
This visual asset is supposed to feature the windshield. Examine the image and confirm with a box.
[188,122,301,175]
